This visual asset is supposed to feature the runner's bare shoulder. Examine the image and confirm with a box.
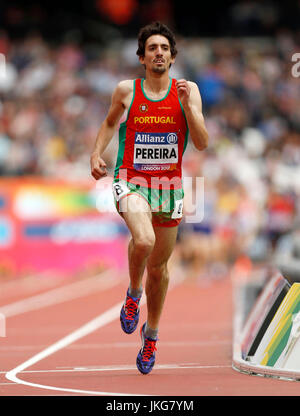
[114,80,134,108]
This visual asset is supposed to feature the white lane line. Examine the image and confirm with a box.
[0,364,231,375]
[71,364,232,372]
[5,266,185,396]
[5,298,146,396]
[0,339,230,351]
[0,270,118,317]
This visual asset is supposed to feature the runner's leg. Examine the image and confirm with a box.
[145,225,178,331]
[120,193,155,291]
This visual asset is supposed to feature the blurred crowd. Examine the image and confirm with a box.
[177,32,300,281]
[0,28,299,281]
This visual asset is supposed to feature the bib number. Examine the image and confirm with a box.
[171,199,183,219]
[112,181,130,202]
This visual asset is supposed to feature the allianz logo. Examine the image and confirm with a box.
[135,132,178,144]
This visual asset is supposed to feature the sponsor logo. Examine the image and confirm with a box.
[135,132,178,144]
[167,133,177,144]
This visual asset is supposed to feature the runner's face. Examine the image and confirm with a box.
[140,34,175,74]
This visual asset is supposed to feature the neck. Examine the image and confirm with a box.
[144,71,170,93]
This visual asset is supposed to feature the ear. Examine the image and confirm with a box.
[169,55,175,68]
[139,55,145,66]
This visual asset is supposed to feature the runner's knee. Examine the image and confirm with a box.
[133,234,155,256]
[147,263,169,281]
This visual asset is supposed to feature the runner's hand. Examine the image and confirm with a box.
[175,79,191,107]
[90,153,107,180]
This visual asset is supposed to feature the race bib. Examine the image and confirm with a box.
[133,132,178,171]
[112,181,130,202]
[171,199,184,219]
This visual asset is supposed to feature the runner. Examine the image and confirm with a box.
[90,21,208,374]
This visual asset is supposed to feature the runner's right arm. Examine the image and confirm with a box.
[90,80,132,180]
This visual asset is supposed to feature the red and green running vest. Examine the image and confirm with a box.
[114,78,189,190]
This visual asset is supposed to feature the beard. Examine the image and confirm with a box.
[152,64,167,74]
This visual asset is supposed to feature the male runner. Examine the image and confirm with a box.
[90,21,208,374]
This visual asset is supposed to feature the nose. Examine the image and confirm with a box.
[156,46,163,55]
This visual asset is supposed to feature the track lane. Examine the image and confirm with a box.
[2,268,300,395]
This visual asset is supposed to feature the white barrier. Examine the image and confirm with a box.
[232,269,300,381]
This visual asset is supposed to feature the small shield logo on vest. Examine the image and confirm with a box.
[139,103,148,113]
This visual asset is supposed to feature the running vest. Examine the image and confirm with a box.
[114,78,189,189]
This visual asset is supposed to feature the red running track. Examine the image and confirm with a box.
[0,265,300,396]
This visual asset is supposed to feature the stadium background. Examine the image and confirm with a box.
[0,0,299,280]
[0,0,300,397]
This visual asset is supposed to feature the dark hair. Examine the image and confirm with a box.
[136,21,178,58]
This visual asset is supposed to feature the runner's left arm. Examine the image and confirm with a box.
[176,79,208,151]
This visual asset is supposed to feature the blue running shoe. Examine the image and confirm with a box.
[136,323,158,375]
[120,289,141,334]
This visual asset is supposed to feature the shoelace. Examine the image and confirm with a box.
[124,296,139,321]
[142,338,157,361]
